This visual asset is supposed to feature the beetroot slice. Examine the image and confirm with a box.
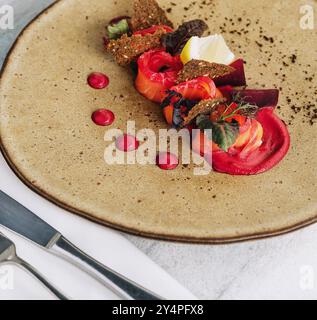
[214,59,246,87]
[217,87,279,108]
[231,89,279,108]
[218,85,234,101]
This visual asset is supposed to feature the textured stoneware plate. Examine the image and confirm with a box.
[0,0,316,243]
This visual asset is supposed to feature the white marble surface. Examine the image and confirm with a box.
[1,0,317,300]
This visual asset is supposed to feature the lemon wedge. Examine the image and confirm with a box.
[180,34,235,65]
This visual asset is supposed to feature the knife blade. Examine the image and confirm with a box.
[0,190,162,300]
[0,191,60,248]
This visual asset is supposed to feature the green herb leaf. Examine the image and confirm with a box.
[219,102,258,121]
[196,115,213,140]
[211,120,240,152]
[107,19,129,40]
[228,93,259,119]
[197,117,240,152]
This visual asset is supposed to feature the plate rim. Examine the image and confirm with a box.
[1,0,317,244]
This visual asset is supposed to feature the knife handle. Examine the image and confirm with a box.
[50,236,162,300]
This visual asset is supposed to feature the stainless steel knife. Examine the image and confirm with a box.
[0,190,162,300]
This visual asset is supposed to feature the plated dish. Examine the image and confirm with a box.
[103,0,290,176]
[0,0,316,243]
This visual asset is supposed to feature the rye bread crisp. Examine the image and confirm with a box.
[106,27,167,66]
[182,98,226,126]
[177,60,235,83]
[130,0,173,31]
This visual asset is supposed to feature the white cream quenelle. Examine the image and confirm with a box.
[181,34,235,65]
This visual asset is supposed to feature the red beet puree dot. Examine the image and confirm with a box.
[91,109,115,126]
[116,134,139,152]
[87,72,109,89]
[156,152,179,170]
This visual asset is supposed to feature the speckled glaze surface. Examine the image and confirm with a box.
[0,0,316,243]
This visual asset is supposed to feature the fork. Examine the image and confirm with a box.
[0,232,67,300]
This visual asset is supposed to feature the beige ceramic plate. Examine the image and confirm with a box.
[1,0,316,243]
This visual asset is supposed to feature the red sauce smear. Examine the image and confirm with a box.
[211,107,290,175]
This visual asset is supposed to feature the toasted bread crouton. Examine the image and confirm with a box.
[177,60,235,83]
[131,0,173,32]
[182,98,226,126]
[106,27,166,66]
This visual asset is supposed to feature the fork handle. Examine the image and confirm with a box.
[50,236,162,300]
[11,256,68,300]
